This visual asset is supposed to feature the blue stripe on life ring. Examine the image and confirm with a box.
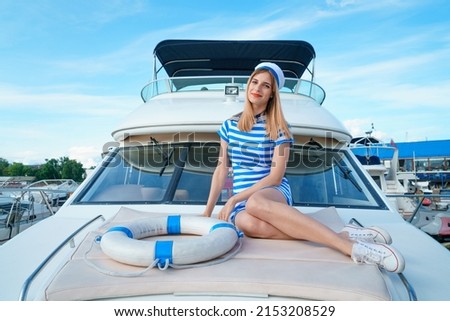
[210,222,234,232]
[155,240,173,265]
[167,215,181,234]
[107,226,133,238]
[210,223,242,238]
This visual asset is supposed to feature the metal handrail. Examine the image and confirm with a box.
[1,187,73,242]
[384,193,450,223]
[385,192,450,299]
[399,273,417,301]
[19,214,105,301]
[140,76,326,104]
[384,193,449,198]
[348,217,417,301]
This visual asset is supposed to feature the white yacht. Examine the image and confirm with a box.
[1,40,449,301]
[349,134,418,217]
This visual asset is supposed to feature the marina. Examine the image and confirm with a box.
[0,39,449,301]
[0,179,79,243]
[349,133,450,242]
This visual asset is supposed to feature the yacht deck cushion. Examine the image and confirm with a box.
[44,207,391,301]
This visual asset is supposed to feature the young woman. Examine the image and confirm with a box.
[203,62,405,273]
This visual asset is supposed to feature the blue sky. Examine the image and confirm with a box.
[1,0,449,168]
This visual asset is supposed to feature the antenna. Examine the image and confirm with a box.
[365,123,375,136]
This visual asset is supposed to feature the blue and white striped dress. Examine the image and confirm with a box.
[218,113,294,223]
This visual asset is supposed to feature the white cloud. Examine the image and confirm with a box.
[0,84,138,117]
[68,146,103,168]
[0,83,140,166]
[343,119,391,142]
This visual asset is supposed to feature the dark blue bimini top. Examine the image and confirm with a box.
[153,39,316,84]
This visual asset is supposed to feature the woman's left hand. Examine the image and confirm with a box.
[218,196,237,221]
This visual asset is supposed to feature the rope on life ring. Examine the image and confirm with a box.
[99,215,241,269]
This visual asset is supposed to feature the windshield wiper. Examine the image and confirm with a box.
[332,159,362,192]
[150,137,173,176]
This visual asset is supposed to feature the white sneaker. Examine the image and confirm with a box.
[351,241,405,273]
[342,224,392,244]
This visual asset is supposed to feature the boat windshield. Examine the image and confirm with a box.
[74,143,386,209]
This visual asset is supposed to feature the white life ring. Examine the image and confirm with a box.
[100,215,240,268]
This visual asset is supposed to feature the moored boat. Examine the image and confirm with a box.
[349,132,418,217]
[0,179,79,243]
[350,132,450,241]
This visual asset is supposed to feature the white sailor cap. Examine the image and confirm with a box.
[254,62,285,89]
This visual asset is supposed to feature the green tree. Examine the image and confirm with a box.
[0,158,9,176]
[61,158,85,182]
[36,158,61,180]
[5,162,27,176]
[0,157,85,182]
[35,157,85,182]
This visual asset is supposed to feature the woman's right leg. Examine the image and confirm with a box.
[238,189,405,273]
[240,188,355,256]
[234,211,294,240]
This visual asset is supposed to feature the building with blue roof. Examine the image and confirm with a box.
[396,140,450,158]
[391,139,450,187]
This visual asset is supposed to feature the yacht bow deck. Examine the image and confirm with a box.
[44,207,391,301]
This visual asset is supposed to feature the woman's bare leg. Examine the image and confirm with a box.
[235,211,294,239]
[236,188,354,256]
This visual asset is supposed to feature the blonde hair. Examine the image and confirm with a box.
[238,69,292,141]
